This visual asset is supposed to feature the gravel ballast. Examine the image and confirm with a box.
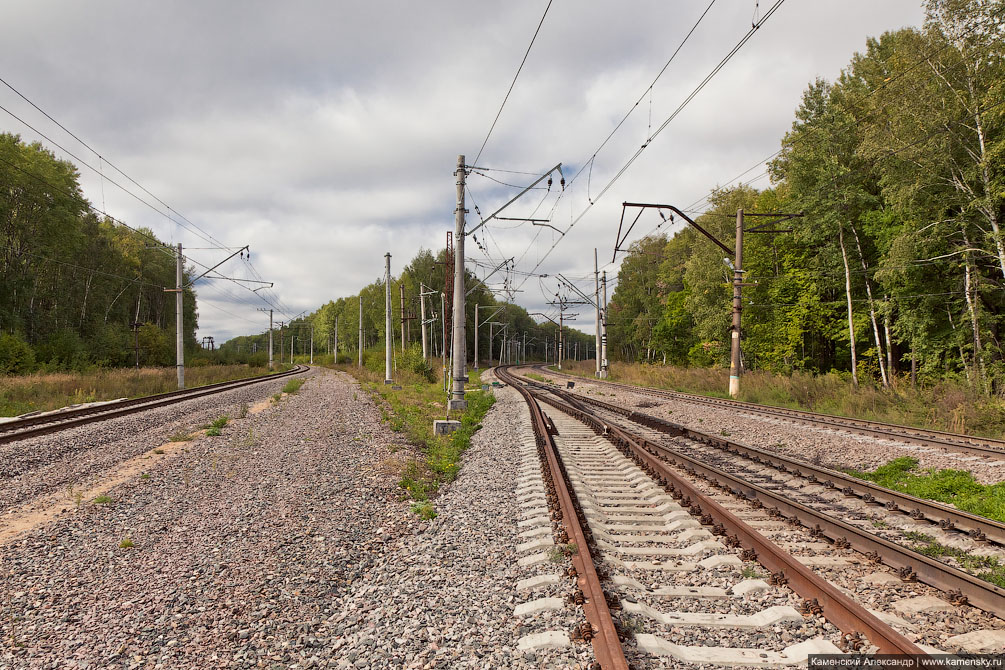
[525,369,1005,484]
[0,368,591,668]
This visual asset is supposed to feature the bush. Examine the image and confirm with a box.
[400,343,436,382]
[37,330,90,371]
[0,332,36,374]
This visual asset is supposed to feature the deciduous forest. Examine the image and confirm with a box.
[608,0,1004,392]
[0,134,197,373]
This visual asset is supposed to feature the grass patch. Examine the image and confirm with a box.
[282,378,305,395]
[92,494,113,504]
[553,359,1005,440]
[140,473,150,480]
[525,372,548,383]
[846,457,1005,523]
[342,362,494,502]
[0,364,290,417]
[205,415,228,436]
[168,431,193,442]
[903,531,1005,588]
[152,448,165,455]
[118,537,134,549]
[411,501,437,520]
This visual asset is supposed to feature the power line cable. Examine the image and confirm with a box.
[472,0,554,166]
[0,75,231,251]
[516,0,787,291]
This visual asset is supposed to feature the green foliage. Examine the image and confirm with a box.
[0,133,200,371]
[410,501,437,520]
[92,495,113,505]
[599,4,1005,394]
[118,537,134,549]
[348,365,494,501]
[847,457,1005,523]
[903,531,1005,588]
[0,333,35,374]
[282,378,304,394]
[168,432,193,442]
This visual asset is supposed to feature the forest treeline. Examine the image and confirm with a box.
[221,247,597,373]
[0,133,199,373]
[608,0,1005,392]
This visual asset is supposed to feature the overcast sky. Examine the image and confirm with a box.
[0,1,926,343]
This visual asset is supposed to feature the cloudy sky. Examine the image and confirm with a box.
[0,1,925,342]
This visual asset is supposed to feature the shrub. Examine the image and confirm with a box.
[400,344,436,382]
[0,332,35,374]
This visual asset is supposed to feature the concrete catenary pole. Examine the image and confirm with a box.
[449,154,468,409]
[400,282,406,352]
[420,287,428,360]
[473,304,479,369]
[385,252,393,384]
[258,308,273,370]
[558,308,563,371]
[729,208,744,398]
[523,331,527,364]
[358,296,363,368]
[441,292,447,392]
[488,322,494,367]
[601,270,609,378]
[594,248,601,377]
[310,324,314,365]
[175,243,185,389]
[334,315,339,364]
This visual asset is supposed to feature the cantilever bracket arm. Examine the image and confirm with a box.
[614,202,732,262]
[185,245,250,287]
[466,163,563,237]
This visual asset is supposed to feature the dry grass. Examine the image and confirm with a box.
[0,365,283,417]
[556,359,1005,439]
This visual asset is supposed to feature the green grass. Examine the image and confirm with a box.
[168,431,193,442]
[343,363,494,502]
[92,494,113,504]
[903,531,1005,588]
[846,457,1005,523]
[524,372,548,383]
[552,359,1005,440]
[118,537,134,549]
[411,501,437,520]
[205,415,228,437]
[0,364,291,417]
[282,378,305,394]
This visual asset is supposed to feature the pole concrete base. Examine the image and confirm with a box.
[728,375,739,398]
[384,379,393,385]
[447,399,467,411]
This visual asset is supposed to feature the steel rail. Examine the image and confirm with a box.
[512,381,926,656]
[560,389,1005,546]
[497,366,629,669]
[532,384,1005,618]
[0,365,309,444]
[530,365,1005,459]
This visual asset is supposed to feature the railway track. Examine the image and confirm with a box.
[531,365,1005,460]
[497,365,952,667]
[0,365,308,444]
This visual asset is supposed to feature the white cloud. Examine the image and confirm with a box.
[0,0,926,341]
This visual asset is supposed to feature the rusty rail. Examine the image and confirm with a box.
[0,365,309,444]
[498,367,629,669]
[530,365,1005,459]
[516,378,926,656]
[536,383,1005,619]
[561,389,1005,546]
